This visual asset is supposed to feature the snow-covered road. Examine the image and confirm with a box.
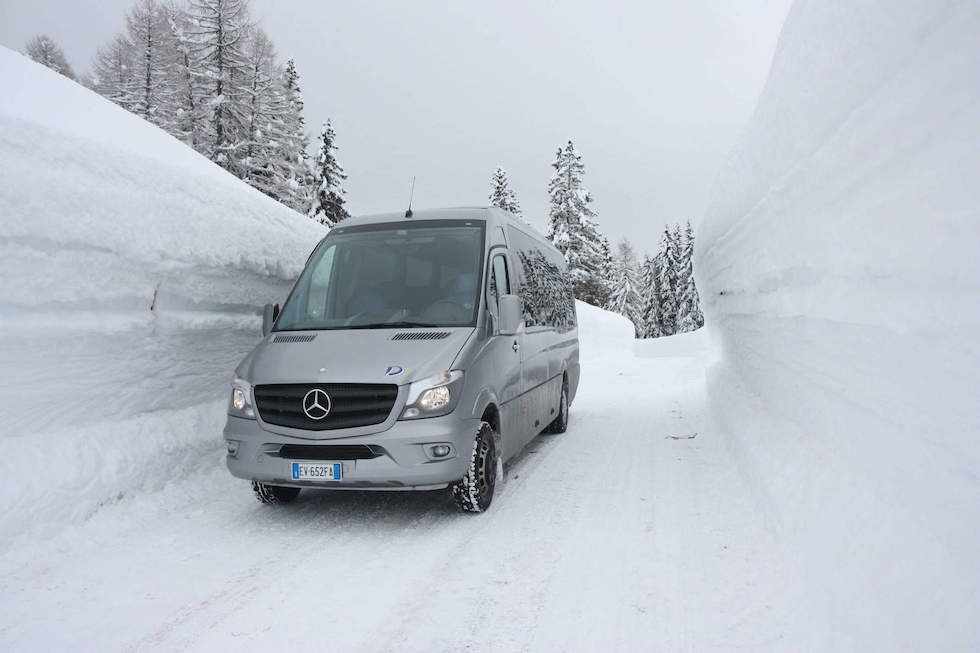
[0,312,802,651]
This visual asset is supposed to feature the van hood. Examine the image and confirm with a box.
[237,327,475,386]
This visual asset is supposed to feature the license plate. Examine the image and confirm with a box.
[291,462,343,481]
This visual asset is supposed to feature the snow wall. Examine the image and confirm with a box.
[0,48,324,546]
[697,1,979,648]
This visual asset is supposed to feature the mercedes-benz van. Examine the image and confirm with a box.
[223,207,580,512]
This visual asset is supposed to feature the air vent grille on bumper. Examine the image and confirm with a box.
[275,444,383,460]
[254,383,398,431]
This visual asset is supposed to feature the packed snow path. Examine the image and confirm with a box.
[0,315,802,651]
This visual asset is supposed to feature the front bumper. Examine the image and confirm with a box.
[223,413,479,490]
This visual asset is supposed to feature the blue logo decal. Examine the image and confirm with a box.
[385,366,404,376]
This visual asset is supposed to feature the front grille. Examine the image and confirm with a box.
[254,383,398,431]
[391,331,451,341]
[274,444,384,460]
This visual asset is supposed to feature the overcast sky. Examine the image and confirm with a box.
[0,0,791,250]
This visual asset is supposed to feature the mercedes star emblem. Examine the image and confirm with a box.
[302,388,331,420]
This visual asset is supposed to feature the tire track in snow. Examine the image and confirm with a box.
[1,326,811,650]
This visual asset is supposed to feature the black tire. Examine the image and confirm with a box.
[252,481,300,505]
[543,380,569,434]
[450,421,497,513]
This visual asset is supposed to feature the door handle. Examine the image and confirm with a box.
[512,341,520,352]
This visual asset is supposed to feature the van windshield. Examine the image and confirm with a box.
[275,220,485,331]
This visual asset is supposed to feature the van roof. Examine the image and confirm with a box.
[347,206,490,225]
[335,206,552,246]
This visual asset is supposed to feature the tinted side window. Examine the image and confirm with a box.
[506,227,576,330]
[487,252,510,315]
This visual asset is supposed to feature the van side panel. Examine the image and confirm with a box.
[461,228,527,463]
[504,224,578,444]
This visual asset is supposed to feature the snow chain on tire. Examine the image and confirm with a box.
[252,481,300,505]
[543,380,569,434]
[451,421,497,513]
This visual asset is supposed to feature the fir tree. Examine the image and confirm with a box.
[606,239,642,335]
[239,28,284,200]
[488,167,522,217]
[24,34,77,80]
[638,253,663,338]
[657,226,679,335]
[164,1,205,147]
[275,59,311,212]
[590,224,613,305]
[91,33,135,108]
[188,0,251,174]
[86,0,314,215]
[308,120,349,227]
[675,220,704,332]
[547,140,610,306]
[124,0,177,132]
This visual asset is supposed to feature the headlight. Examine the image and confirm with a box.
[228,377,256,419]
[400,370,464,420]
[418,386,451,411]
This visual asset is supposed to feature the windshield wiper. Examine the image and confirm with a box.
[347,321,444,329]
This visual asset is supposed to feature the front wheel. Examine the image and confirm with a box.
[450,422,497,513]
[252,481,300,505]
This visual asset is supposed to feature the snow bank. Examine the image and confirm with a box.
[698,1,980,648]
[575,300,635,355]
[0,48,323,546]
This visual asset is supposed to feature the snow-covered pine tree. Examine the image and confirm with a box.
[488,167,522,218]
[308,120,349,227]
[163,1,205,147]
[239,28,285,200]
[657,225,679,335]
[24,34,77,80]
[638,253,663,338]
[276,59,312,212]
[587,220,613,306]
[124,0,177,133]
[675,220,704,331]
[606,239,642,336]
[671,222,692,332]
[188,0,251,174]
[546,140,610,306]
[91,33,136,109]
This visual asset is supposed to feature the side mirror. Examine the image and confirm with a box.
[262,302,280,336]
[497,294,523,336]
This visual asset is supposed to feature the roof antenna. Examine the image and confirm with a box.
[405,176,416,218]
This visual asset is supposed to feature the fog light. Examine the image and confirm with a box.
[431,444,451,458]
[226,440,240,457]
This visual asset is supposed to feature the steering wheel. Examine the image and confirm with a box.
[343,310,371,326]
[422,300,465,322]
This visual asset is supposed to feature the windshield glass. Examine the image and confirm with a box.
[275,220,485,331]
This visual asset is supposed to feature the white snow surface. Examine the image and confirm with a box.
[698,0,980,648]
[0,47,324,545]
[3,298,808,651]
[4,4,980,644]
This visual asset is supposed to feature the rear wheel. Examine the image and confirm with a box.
[450,421,497,513]
[252,481,300,505]
[544,380,569,434]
